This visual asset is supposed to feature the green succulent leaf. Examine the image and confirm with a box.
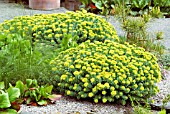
[44,85,53,94]
[0,90,11,108]
[7,87,20,102]
[0,109,17,114]
[26,79,33,88]
[15,80,25,96]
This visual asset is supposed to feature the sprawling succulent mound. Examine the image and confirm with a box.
[0,10,118,47]
[50,40,161,104]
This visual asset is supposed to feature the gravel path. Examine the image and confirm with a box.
[0,1,170,114]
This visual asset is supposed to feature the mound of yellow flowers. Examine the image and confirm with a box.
[50,40,161,105]
[0,10,118,47]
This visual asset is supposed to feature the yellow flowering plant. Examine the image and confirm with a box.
[51,40,161,105]
[0,10,119,49]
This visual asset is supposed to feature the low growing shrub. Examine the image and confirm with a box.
[50,40,161,105]
[0,10,119,49]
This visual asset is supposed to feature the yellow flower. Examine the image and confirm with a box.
[102,98,107,103]
[111,91,117,96]
[61,74,67,80]
[70,65,74,69]
[114,80,118,85]
[110,86,115,91]
[133,84,138,89]
[75,64,81,69]
[84,82,88,87]
[102,91,106,95]
[48,34,53,38]
[55,34,60,38]
[73,71,80,76]
[94,98,98,103]
[140,86,144,91]
[81,78,88,82]
[104,82,110,89]
[90,78,95,83]
[64,62,69,67]
[66,90,71,95]
[52,67,57,71]
[88,92,94,97]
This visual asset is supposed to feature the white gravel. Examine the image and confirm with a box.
[20,97,127,114]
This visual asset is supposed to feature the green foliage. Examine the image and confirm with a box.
[0,10,119,49]
[79,0,91,5]
[91,0,115,15]
[15,79,61,106]
[153,0,170,7]
[131,0,150,10]
[150,7,163,18]
[156,31,163,40]
[132,106,153,114]
[0,81,20,114]
[121,17,165,57]
[51,40,161,104]
[0,32,53,86]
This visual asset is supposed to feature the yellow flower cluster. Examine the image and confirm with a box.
[51,40,161,104]
[0,10,119,47]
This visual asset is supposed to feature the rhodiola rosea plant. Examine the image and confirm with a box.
[51,40,161,105]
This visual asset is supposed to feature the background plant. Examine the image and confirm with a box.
[121,17,165,57]
[0,32,52,87]
[51,40,161,105]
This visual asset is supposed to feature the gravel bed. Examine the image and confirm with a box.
[0,1,170,114]
[20,97,128,114]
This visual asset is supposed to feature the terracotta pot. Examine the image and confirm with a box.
[29,0,60,10]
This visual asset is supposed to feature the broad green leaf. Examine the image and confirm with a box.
[32,79,38,87]
[6,109,17,114]
[44,85,53,94]
[32,90,38,101]
[26,79,32,88]
[0,90,11,108]
[95,2,103,9]
[37,100,47,106]
[15,80,25,96]
[0,109,17,114]
[39,86,45,97]
[7,87,20,102]
[0,82,5,90]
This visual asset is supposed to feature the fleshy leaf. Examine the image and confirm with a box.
[0,90,11,108]
[44,85,53,94]
[15,80,25,96]
[26,79,32,88]
[7,87,20,102]
[0,109,17,114]
[37,100,47,106]
[48,94,62,103]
